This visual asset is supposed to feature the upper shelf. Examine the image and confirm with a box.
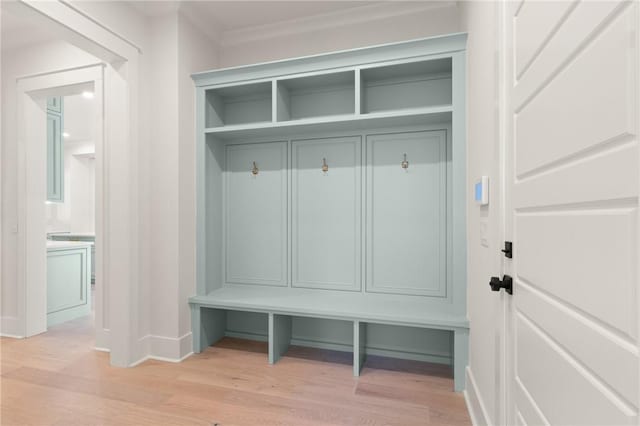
[205,105,452,140]
[203,54,455,137]
[360,58,452,114]
[276,71,356,122]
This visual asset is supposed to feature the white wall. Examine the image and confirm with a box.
[46,140,96,234]
[459,2,503,424]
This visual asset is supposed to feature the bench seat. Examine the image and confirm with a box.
[189,286,469,391]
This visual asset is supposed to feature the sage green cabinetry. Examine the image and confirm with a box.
[49,234,95,283]
[191,33,468,391]
[47,242,91,326]
[47,96,64,203]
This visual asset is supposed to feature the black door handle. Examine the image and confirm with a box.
[489,275,513,295]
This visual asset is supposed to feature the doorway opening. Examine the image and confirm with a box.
[17,70,105,348]
[45,89,98,333]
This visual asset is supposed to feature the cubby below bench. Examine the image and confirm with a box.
[189,286,469,391]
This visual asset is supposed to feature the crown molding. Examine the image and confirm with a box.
[220,1,458,47]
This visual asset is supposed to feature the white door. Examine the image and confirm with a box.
[504,1,639,424]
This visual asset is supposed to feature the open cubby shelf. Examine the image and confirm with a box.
[206,81,272,128]
[360,58,452,114]
[192,33,468,392]
[277,71,356,121]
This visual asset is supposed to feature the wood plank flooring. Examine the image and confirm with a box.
[1,315,471,425]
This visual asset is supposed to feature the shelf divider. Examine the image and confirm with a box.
[269,313,292,364]
[353,320,367,376]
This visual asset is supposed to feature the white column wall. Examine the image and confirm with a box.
[177,13,219,350]
[459,2,504,425]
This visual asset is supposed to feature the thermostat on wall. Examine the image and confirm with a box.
[475,176,489,206]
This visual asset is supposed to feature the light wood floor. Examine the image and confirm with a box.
[1,315,471,425]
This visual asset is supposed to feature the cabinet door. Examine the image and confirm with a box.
[47,111,64,202]
[47,247,90,326]
[292,136,361,291]
[366,130,447,297]
[225,142,287,286]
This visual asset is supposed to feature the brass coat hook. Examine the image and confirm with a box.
[251,161,259,175]
[401,153,409,170]
[322,158,329,173]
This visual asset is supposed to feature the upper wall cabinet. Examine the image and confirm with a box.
[47,96,63,114]
[360,58,452,114]
[47,96,64,203]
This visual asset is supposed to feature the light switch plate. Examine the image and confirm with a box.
[480,219,489,248]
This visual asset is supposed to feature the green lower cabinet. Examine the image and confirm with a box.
[47,244,91,327]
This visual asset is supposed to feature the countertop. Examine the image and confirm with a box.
[48,232,95,239]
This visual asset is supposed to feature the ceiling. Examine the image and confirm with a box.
[129,1,375,32]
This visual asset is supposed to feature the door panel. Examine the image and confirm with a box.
[515,3,635,178]
[516,314,635,425]
[225,142,287,286]
[517,210,637,336]
[515,378,548,426]
[517,282,638,405]
[514,0,575,79]
[505,1,639,424]
[366,130,447,297]
[292,136,361,291]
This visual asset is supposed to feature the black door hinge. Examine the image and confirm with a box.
[501,241,513,259]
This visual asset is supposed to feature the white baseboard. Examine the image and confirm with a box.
[127,332,193,366]
[0,333,24,339]
[464,366,492,426]
[95,327,109,351]
[149,332,192,360]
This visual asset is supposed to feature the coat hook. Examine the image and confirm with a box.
[251,161,259,175]
[322,158,329,173]
[401,153,409,170]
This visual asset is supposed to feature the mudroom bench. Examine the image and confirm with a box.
[190,287,469,391]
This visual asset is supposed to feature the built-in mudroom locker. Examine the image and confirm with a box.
[190,33,468,391]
